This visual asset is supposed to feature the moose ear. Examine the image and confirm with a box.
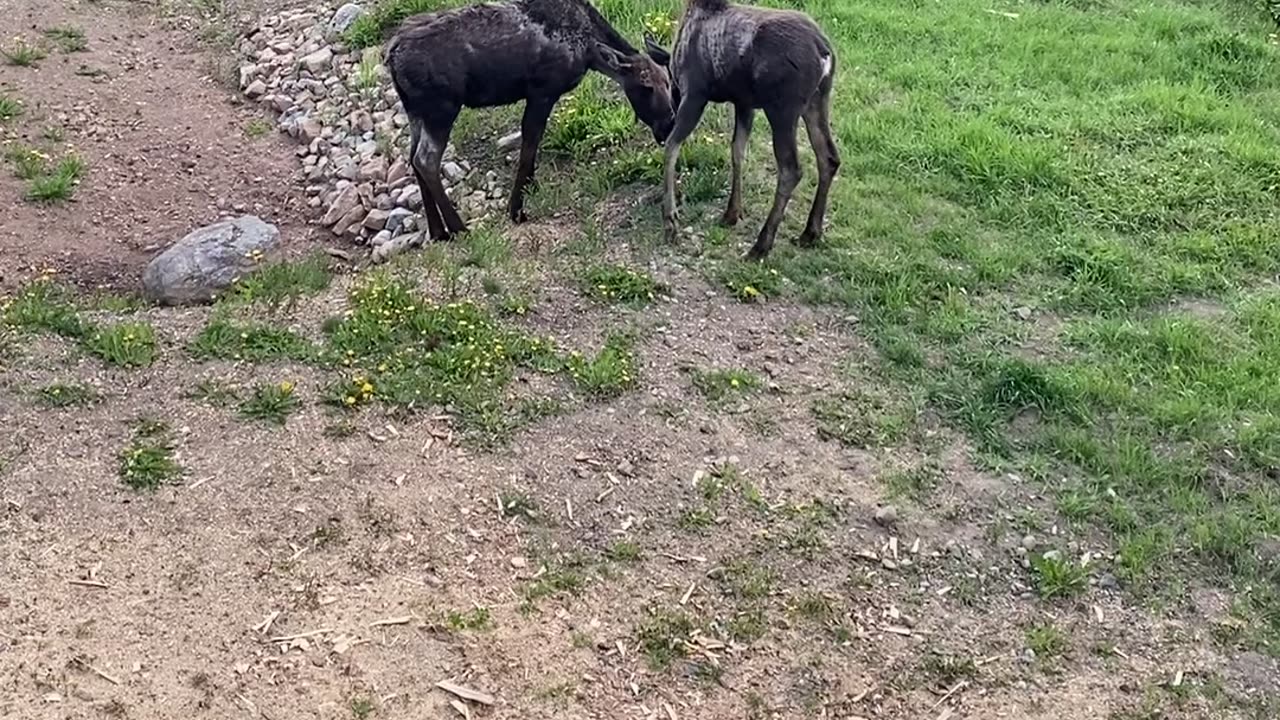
[644,34,671,66]
[593,42,630,74]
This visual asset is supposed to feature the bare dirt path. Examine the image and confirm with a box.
[0,0,320,291]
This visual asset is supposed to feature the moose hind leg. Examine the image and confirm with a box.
[796,89,840,248]
[411,110,466,236]
[721,104,755,227]
[408,119,447,241]
[746,107,802,261]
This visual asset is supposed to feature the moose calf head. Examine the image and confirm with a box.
[594,43,676,144]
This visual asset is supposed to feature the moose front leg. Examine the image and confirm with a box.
[661,94,708,244]
[721,103,755,227]
[508,97,556,224]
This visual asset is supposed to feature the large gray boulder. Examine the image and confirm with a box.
[142,215,280,305]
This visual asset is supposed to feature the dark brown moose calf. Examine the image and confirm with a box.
[647,0,840,260]
[385,0,676,241]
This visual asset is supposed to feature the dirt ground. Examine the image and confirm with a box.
[1,2,1276,720]
[0,0,322,291]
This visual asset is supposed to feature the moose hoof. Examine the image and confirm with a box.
[793,230,820,248]
[719,209,741,227]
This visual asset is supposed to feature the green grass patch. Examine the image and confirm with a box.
[224,255,333,306]
[119,420,181,491]
[813,389,914,448]
[188,319,317,362]
[636,608,696,670]
[43,26,87,53]
[0,93,22,122]
[238,381,301,425]
[445,606,492,631]
[1031,551,1090,600]
[716,261,784,303]
[83,322,157,367]
[581,264,664,306]
[1026,623,1069,661]
[243,117,272,139]
[36,382,97,408]
[2,38,47,66]
[2,281,88,338]
[343,0,461,49]
[24,155,86,203]
[690,367,762,403]
[566,333,637,399]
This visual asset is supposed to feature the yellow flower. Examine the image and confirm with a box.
[743,285,761,298]
[361,382,374,394]
[280,381,295,394]
[730,378,740,388]
[344,395,357,406]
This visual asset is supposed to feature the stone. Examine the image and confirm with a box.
[874,505,899,526]
[335,161,358,181]
[244,80,267,99]
[328,3,366,35]
[142,215,280,305]
[385,208,414,234]
[358,156,388,182]
[386,159,409,185]
[497,130,522,150]
[269,95,294,113]
[301,47,333,74]
[397,186,422,210]
[442,161,466,183]
[299,118,323,144]
[321,185,360,226]
[368,229,392,248]
[362,208,391,230]
[238,64,258,89]
[332,205,367,236]
[371,232,422,263]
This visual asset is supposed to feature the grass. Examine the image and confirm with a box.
[44,26,88,53]
[445,606,492,631]
[636,608,696,670]
[23,155,86,204]
[36,382,97,408]
[119,421,181,491]
[243,118,272,139]
[812,389,914,448]
[189,318,317,362]
[581,264,664,306]
[1026,623,1069,661]
[2,38,47,66]
[83,322,157,367]
[224,255,333,307]
[690,367,762,403]
[344,0,461,49]
[0,93,22,122]
[566,333,637,399]
[238,381,301,425]
[1031,552,1090,600]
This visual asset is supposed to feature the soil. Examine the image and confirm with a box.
[0,2,1275,720]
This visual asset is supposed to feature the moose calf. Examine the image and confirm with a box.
[647,0,840,259]
[386,0,676,242]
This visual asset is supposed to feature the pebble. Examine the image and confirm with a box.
[510,556,528,569]
[874,505,899,526]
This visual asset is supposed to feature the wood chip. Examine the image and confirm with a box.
[188,475,215,489]
[931,680,968,709]
[663,701,679,720]
[75,659,121,686]
[253,611,281,634]
[370,616,414,627]
[449,699,471,719]
[565,498,574,522]
[268,628,333,643]
[984,9,1020,18]
[882,625,912,637]
[435,680,495,706]
[936,708,955,720]
[679,582,696,605]
[1171,670,1184,688]
[67,579,109,589]
[595,486,615,503]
